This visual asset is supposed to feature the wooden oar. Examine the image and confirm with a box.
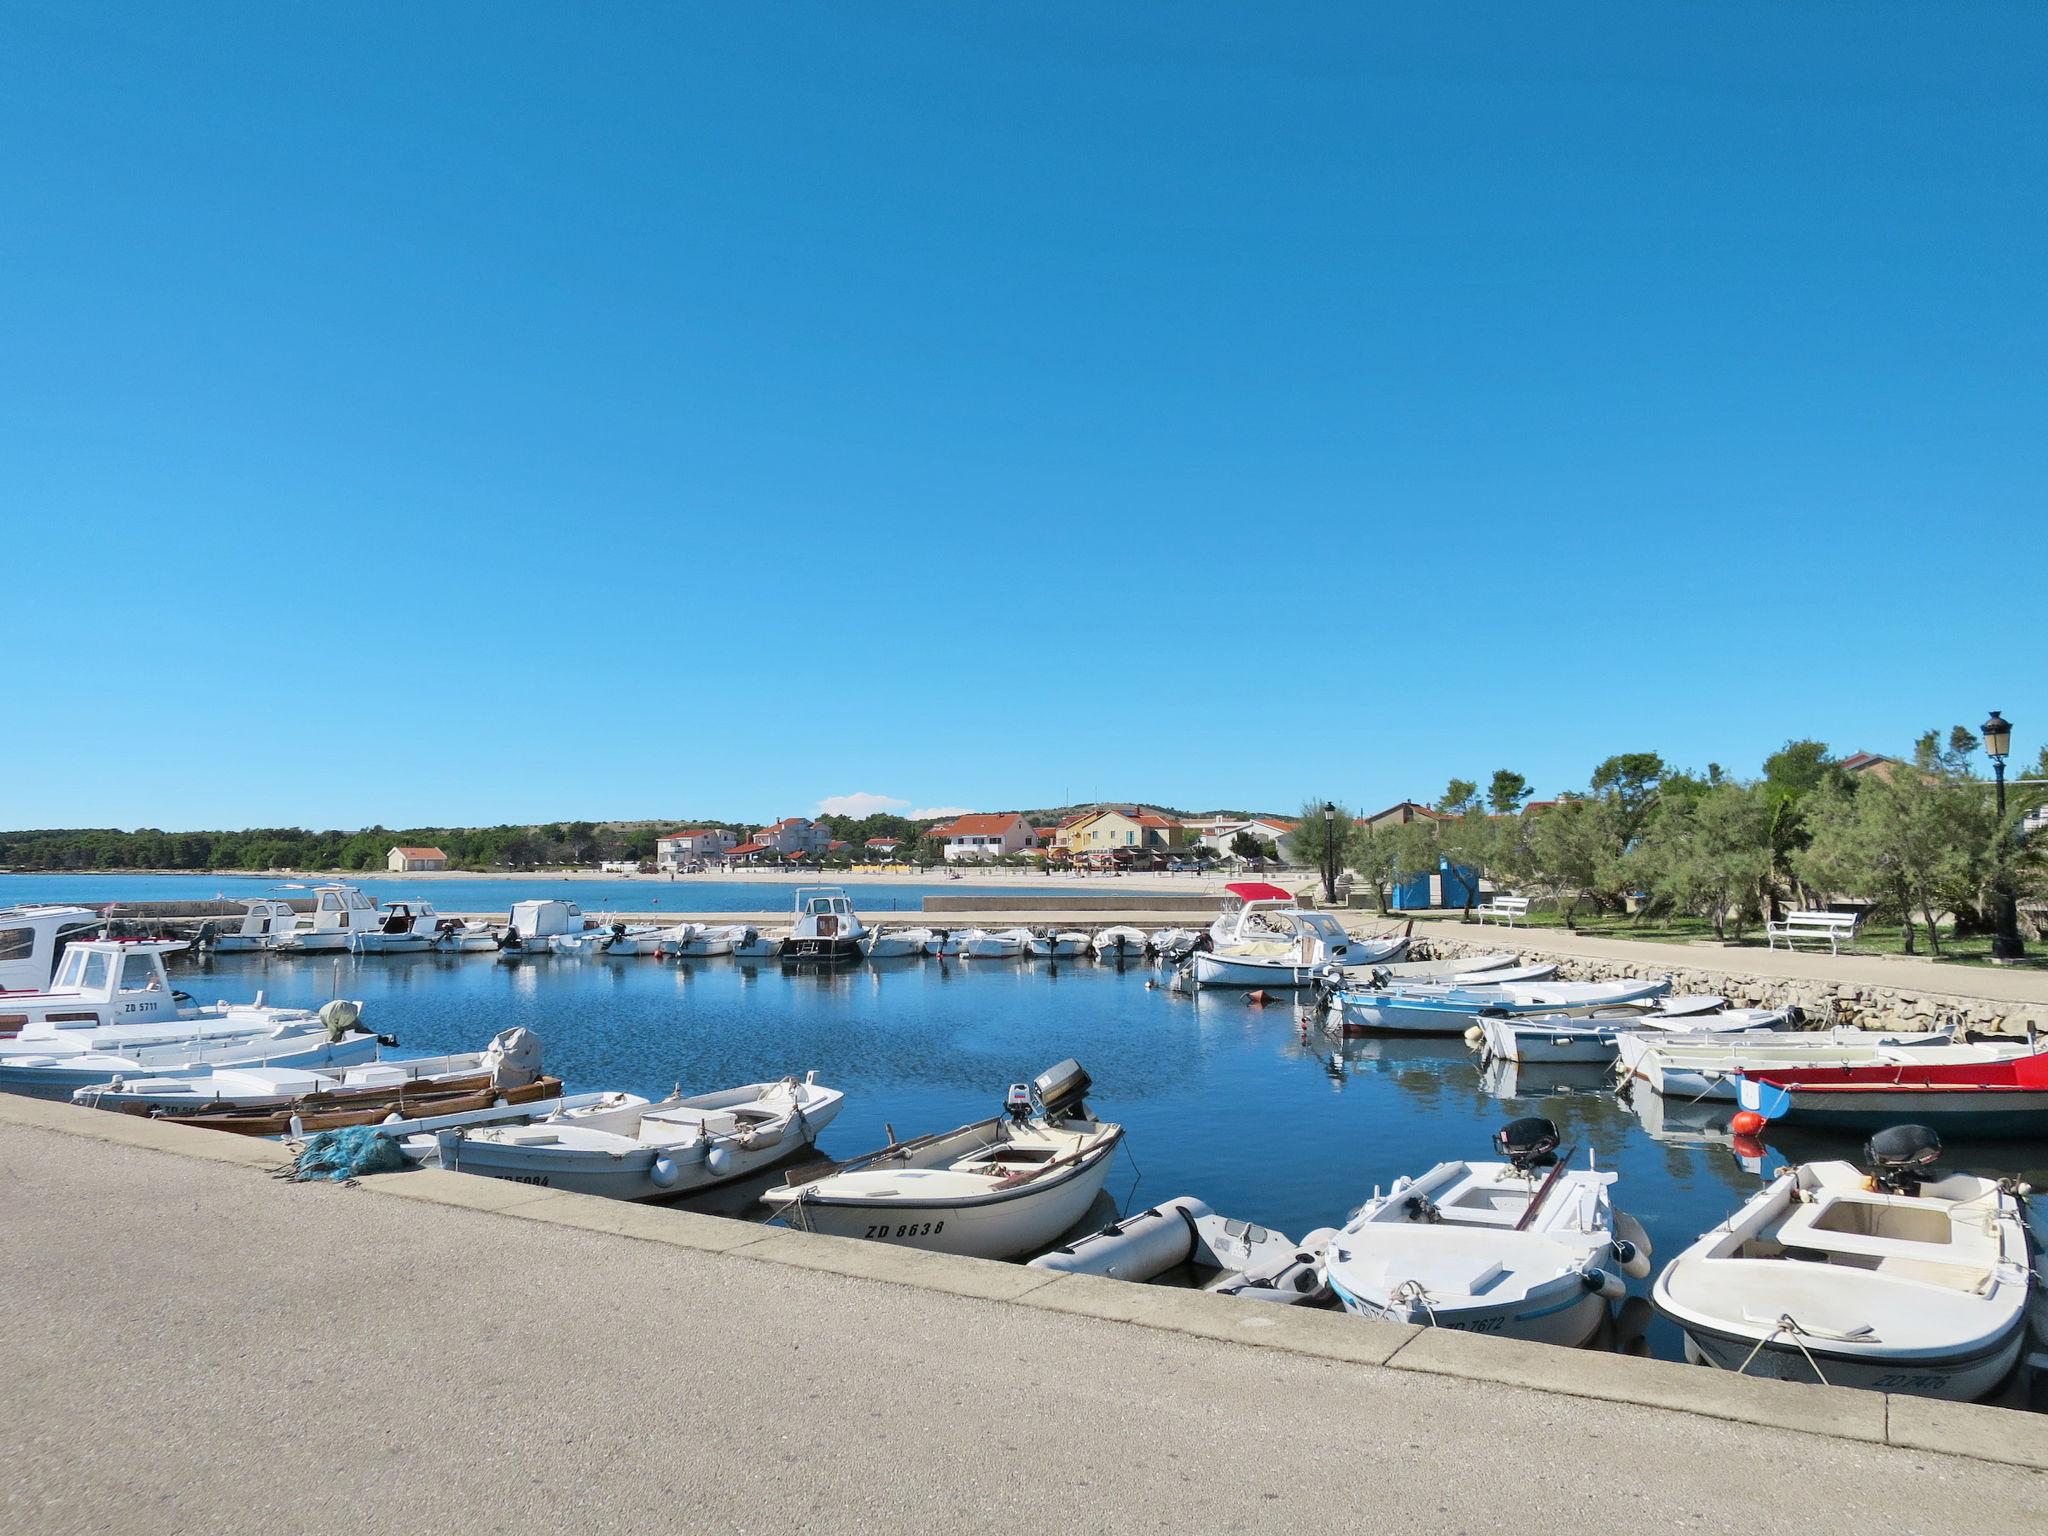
[1513,1145,1578,1232]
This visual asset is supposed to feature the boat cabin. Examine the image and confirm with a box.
[297,885,382,937]
[0,939,186,1037]
[791,887,863,940]
[376,901,440,935]
[0,905,103,993]
[508,900,585,940]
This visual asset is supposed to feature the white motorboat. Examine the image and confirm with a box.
[1025,930,1092,959]
[656,923,738,959]
[587,921,662,956]
[1368,952,1522,983]
[349,900,443,954]
[959,927,1031,959]
[924,929,964,958]
[425,1074,844,1201]
[1325,976,1672,1036]
[1,982,381,1100]
[865,928,927,960]
[762,1060,1121,1260]
[1323,1117,1650,1345]
[1030,1195,1335,1306]
[1475,1001,1796,1065]
[433,919,500,953]
[73,1027,544,1119]
[272,884,384,953]
[1652,1127,2030,1400]
[0,938,336,1041]
[1192,891,1407,987]
[0,905,104,992]
[731,926,785,960]
[1147,928,1202,959]
[783,887,867,963]
[1092,926,1150,961]
[201,899,300,954]
[498,899,589,955]
[1613,1028,1993,1100]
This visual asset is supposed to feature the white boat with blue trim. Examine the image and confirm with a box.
[1323,1118,1650,1346]
[762,1060,1120,1260]
[425,1072,843,1201]
[1652,1128,2030,1400]
[1327,976,1672,1036]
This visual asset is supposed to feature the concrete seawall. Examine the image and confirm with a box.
[3,1090,2043,1536]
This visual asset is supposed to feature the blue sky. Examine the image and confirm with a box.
[5,4,2042,830]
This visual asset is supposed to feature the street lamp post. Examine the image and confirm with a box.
[1983,711,2025,963]
[1322,801,1339,907]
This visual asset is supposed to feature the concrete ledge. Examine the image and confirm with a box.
[1384,1324,1889,1445]
[729,1228,1064,1301]
[1887,1393,2048,1470]
[1022,1271,1418,1365]
[4,1091,2041,1470]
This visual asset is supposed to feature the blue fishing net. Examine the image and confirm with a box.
[291,1125,407,1182]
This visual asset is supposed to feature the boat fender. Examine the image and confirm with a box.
[1462,1025,1485,1048]
[704,1144,733,1176]
[1610,1240,1651,1281]
[650,1155,683,1188]
[1578,1266,1626,1301]
[1612,1211,1653,1275]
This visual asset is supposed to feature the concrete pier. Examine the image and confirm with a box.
[3,1095,2042,1534]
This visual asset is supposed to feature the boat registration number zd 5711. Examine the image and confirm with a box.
[865,1221,944,1240]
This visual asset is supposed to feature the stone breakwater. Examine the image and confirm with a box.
[1411,931,2048,1038]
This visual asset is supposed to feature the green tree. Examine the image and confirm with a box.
[1487,771,1530,816]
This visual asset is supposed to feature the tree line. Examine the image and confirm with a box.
[1288,731,2047,954]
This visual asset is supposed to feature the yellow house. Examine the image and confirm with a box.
[1059,809,1182,854]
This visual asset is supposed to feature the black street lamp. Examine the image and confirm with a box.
[1984,711,2025,962]
[1322,801,1339,906]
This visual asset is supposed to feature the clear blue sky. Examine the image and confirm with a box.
[5,4,2042,830]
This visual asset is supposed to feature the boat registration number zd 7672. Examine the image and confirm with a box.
[865,1221,944,1240]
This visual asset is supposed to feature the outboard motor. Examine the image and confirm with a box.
[1865,1124,1942,1196]
[1494,1116,1560,1174]
[1004,1083,1035,1121]
[1031,1058,1092,1119]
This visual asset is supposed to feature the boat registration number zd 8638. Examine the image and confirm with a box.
[865,1221,944,1240]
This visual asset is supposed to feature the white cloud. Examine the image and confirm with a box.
[815,791,911,818]
[906,805,974,821]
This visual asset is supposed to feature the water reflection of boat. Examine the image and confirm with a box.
[1476,1056,1621,1105]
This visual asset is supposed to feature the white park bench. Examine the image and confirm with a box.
[1475,895,1530,926]
[1765,910,1861,954]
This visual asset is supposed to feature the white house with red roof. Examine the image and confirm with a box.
[655,828,738,871]
[933,813,1039,862]
[386,845,449,872]
[753,816,833,855]
[864,837,905,858]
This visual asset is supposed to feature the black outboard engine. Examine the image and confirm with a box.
[1865,1124,1942,1196]
[1494,1116,1560,1173]
[1031,1059,1092,1119]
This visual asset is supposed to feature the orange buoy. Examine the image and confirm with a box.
[1730,1109,1767,1135]
[1245,989,1273,1007]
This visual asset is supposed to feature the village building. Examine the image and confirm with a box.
[655,829,738,871]
[933,813,1039,862]
[752,817,834,856]
[386,845,449,872]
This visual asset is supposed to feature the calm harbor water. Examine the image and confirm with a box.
[161,945,2048,1388]
[0,872,1014,914]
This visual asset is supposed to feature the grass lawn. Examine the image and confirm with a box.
[1425,907,2048,970]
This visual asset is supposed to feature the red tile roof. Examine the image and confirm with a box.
[937,813,1024,837]
[391,846,447,858]
[864,837,902,848]
[658,829,712,841]
[728,841,770,857]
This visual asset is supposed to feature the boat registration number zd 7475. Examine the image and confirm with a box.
[865,1221,944,1240]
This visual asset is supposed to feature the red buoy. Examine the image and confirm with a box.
[1730,1109,1767,1135]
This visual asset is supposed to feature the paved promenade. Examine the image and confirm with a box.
[1392,910,2048,1007]
[4,1102,2041,1534]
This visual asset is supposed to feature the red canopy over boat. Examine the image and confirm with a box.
[1223,882,1294,903]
